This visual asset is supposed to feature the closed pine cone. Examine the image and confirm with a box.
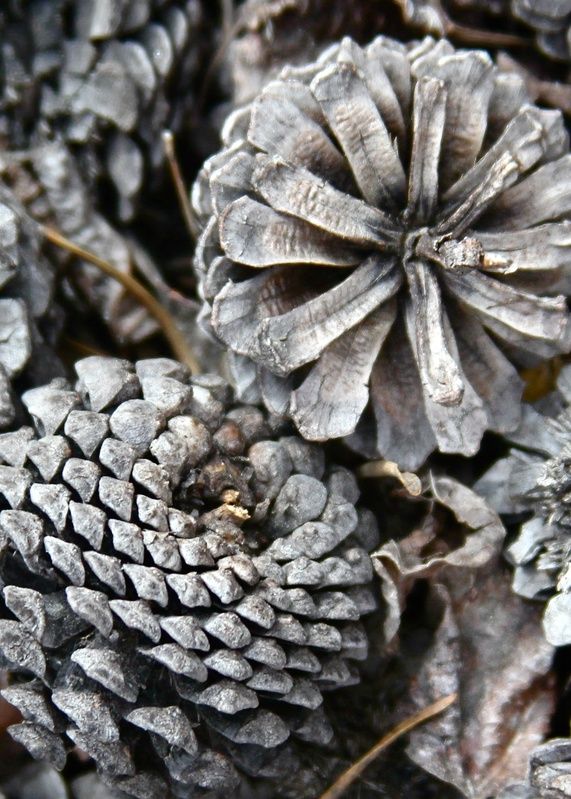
[0,356,378,798]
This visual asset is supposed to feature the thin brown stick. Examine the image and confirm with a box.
[358,459,422,497]
[319,694,457,799]
[42,225,200,373]
[162,130,199,241]
[446,21,528,49]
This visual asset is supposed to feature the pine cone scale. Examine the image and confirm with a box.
[0,356,378,796]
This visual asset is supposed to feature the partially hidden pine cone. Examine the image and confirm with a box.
[229,0,390,104]
[193,34,571,470]
[398,0,571,62]
[511,0,571,61]
[0,183,62,430]
[0,0,205,220]
[476,363,571,648]
[0,356,378,798]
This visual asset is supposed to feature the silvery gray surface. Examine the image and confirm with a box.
[0,356,377,798]
[475,363,571,648]
[0,0,204,220]
[0,183,63,430]
[193,34,571,471]
[511,0,571,61]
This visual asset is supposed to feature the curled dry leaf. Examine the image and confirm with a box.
[403,570,555,799]
[372,476,506,643]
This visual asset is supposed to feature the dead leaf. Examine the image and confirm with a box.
[372,476,506,643]
[404,565,555,798]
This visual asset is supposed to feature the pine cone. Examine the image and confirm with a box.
[0,0,204,220]
[0,356,378,798]
[193,34,571,470]
[475,363,571,647]
[528,738,571,798]
[229,0,391,104]
[511,0,571,61]
[0,184,63,430]
[0,761,121,799]
[398,0,571,62]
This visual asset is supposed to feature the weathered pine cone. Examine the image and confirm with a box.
[193,34,571,470]
[0,184,62,430]
[475,363,571,647]
[0,356,378,798]
[0,0,204,220]
[0,762,120,799]
[512,0,571,61]
[399,0,571,62]
[229,0,391,104]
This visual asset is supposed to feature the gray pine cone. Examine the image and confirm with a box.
[229,0,389,104]
[193,34,571,470]
[475,363,571,647]
[399,0,571,62]
[0,184,62,430]
[512,0,571,61]
[498,738,571,798]
[0,0,204,220]
[0,762,122,799]
[0,356,378,798]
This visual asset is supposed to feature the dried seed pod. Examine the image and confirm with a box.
[193,34,571,470]
[0,356,377,798]
[0,0,205,220]
[475,363,571,647]
[0,184,63,430]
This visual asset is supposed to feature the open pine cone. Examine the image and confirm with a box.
[476,363,571,648]
[0,356,378,798]
[229,0,391,104]
[193,34,571,470]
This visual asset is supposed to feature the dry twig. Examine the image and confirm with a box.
[42,226,200,372]
[319,694,457,799]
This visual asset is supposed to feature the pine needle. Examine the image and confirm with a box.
[162,130,199,241]
[42,225,200,373]
[319,694,457,799]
